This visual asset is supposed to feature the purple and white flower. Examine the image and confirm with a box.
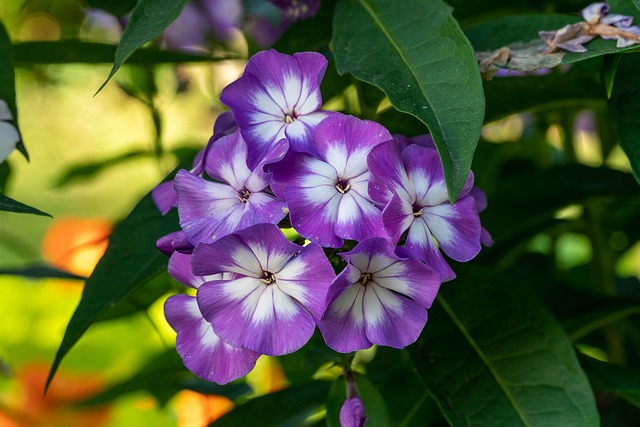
[174,129,287,245]
[270,114,390,248]
[319,238,440,352]
[220,50,332,168]
[0,99,20,164]
[164,252,260,384]
[368,141,482,282]
[193,223,336,356]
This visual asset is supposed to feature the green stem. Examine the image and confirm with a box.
[560,109,578,163]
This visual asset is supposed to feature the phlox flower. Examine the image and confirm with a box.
[319,238,440,353]
[340,397,368,427]
[368,141,482,281]
[174,129,287,245]
[270,114,390,248]
[220,49,332,168]
[164,252,260,384]
[193,223,336,356]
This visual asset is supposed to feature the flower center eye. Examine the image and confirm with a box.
[259,270,276,284]
[358,272,372,285]
[412,205,424,218]
[236,189,251,203]
[335,179,351,194]
[284,113,296,124]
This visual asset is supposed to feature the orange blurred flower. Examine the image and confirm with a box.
[42,217,111,279]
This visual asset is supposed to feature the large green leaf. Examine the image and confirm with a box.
[13,40,233,66]
[332,0,485,202]
[609,54,640,186]
[0,263,84,280]
[0,193,50,217]
[482,165,640,246]
[409,265,599,426]
[80,349,251,406]
[98,0,189,93]
[209,381,331,427]
[46,193,178,391]
[0,19,27,160]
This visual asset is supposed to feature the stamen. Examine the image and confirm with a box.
[335,179,351,194]
[259,270,276,284]
[236,189,251,203]
[413,206,424,218]
[358,272,372,285]
[284,114,295,124]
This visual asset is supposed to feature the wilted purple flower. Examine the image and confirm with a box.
[539,24,595,53]
[221,50,332,168]
[270,114,390,248]
[194,223,336,356]
[582,3,609,24]
[174,129,287,245]
[319,238,439,352]
[164,252,260,384]
[368,141,482,281]
[340,397,368,427]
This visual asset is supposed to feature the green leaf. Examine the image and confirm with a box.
[46,192,178,391]
[13,40,233,66]
[609,54,640,186]
[0,263,85,280]
[0,19,27,160]
[54,149,152,187]
[97,0,190,94]
[86,0,138,17]
[209,381,331,427]
[409,265,599,427]
[579,353,640,408]
[332,0,485,202]
[0,193,50,217]
[280,330,339,384]
[482,165,640,246]
[80,349,251,406]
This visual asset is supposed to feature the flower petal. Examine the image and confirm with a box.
[368,140,414,205]
[406,217,456,282]
[424,196,481,262]
[164,294,260,384]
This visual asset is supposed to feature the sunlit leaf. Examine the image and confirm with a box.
[46,193,178,391]
[0,19,27,160]
[97,0,190,94]
[54,149,152,187]
[332,0,485,202]
[209,381,331,427]
[13,40,234,66]
[409,265,599,426]
[0,193,50,217]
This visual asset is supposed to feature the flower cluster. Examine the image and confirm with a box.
[540,2,640,53]
[154,50,490,386]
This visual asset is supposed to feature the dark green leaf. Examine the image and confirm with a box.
[609,54,640,186]
[209,381,330,427]
[46,193,178,391]
[54,149,151,187]
[0,162,9,192]
[579,353,640,408]
[13,40,233,65]
[0,264,85,280]
[409,265,599,426]
[0,19,27,160]
[97,0,190,94]
[0,193,50,217]
[482,165,640,246]
[332,0,485,202]
[484,72,605,123]
[85,0,138,17]
[280,330,339,384]
[80,349,251,406]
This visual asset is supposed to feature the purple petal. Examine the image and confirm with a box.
[423,196,481,262]
[380,193,414,243]
[582,2,609,24]
[406,218,456,282]
[197,278,317,356]
[175,170,245,244]
[237,192,287,230]
[334,190,386,242]
[204,131,254,190]
[165,294,260,384]
[156,230,194,256]
[602,13,634,28]
[152,181,178,215]
[367,140,414,205]
[168,252,231,289]
[340,397,368,427]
